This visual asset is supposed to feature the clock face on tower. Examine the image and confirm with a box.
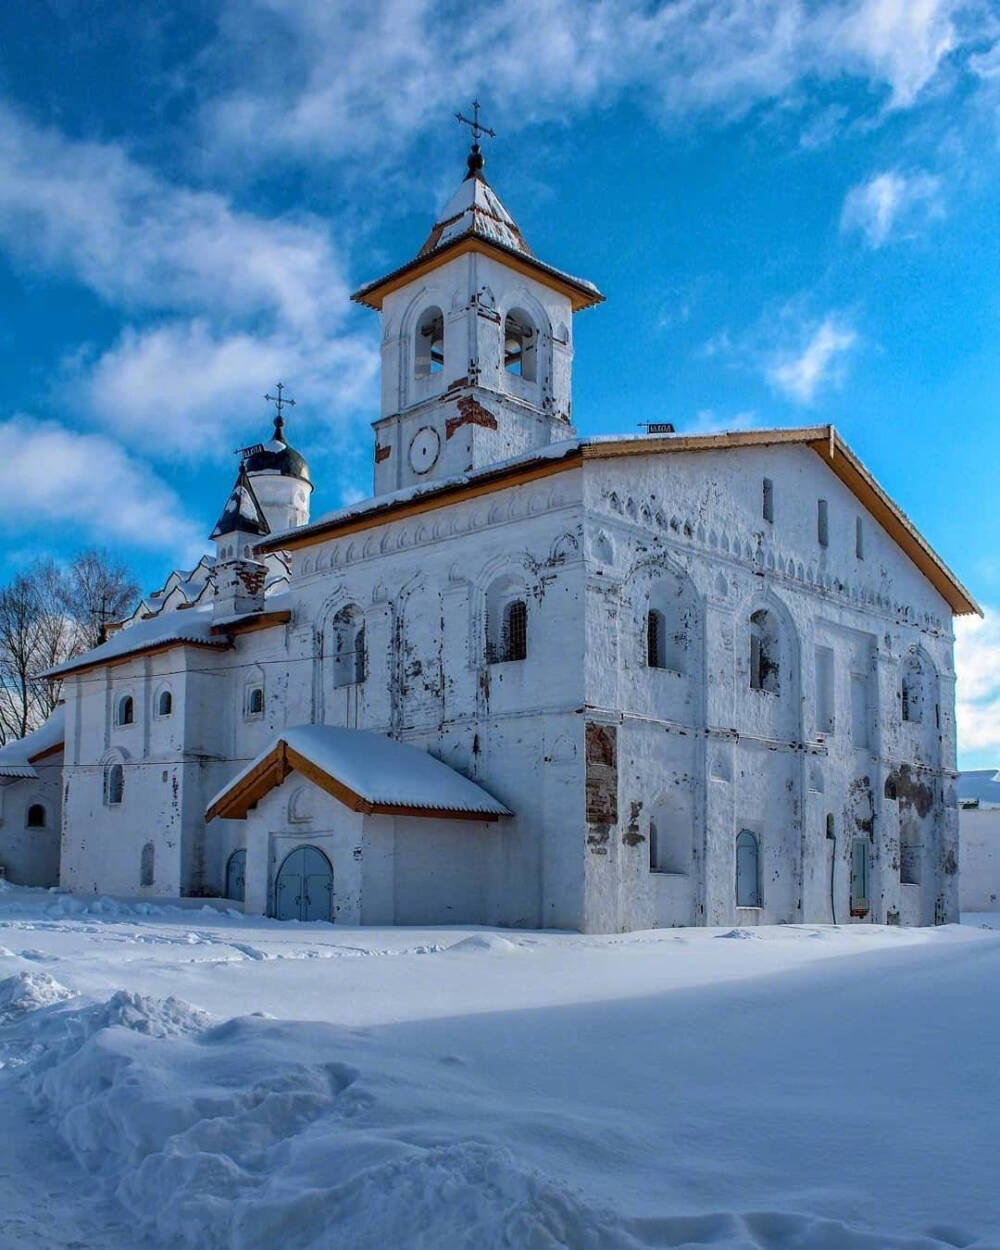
[408,426,441,475]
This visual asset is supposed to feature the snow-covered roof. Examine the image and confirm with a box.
[958,770,1000,809]
[418,173,532,258]
[41,608,227,679]
[206,724,511,822]
[261,438,582,553]
[352,167,603,313]
[0,707,65,779]
[210,467,270,541]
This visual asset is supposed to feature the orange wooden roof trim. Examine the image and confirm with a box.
[258,451,582,554]
[55,636,229,680]
[351,235,604,312]
[28,740,64,765]
[206,740,503,823]
[262,424,976,617]
[580,426,979,615]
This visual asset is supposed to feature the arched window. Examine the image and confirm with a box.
[246,686,264,717]
[648,797,691,875]
[646,609,665,669]
[116,695,134,726]
[26,803,46,828]
[105,762,124,806]
[644,576,693,673]
[749,609,780,694]
[851,838,870,915]
[503,309,537,382]
[735,830,760,907]
[901,651,923,724]
[486,576,529,664]
[415,306,444,377]
[900,826,920,884]
[156,689,173,717]
[501,600,527,662]
[140,841,155,888]
[332,605,366,687]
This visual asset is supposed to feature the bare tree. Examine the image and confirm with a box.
[0,550,139,743]
[0,571,54,742]
[60,548,139,651]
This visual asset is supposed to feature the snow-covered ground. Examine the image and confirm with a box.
[0,885,997,1250]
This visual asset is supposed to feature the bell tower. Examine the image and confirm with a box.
[352,106,603,496]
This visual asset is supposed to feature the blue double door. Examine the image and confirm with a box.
[274,845,333,922]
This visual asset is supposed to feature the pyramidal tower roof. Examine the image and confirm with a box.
[210,466,270,542]
[417,152,533,259]
[352,130,602,313]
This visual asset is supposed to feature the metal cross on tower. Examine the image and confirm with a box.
[455,99,496,145]
[456,100,495,179]
[264,381,296,438]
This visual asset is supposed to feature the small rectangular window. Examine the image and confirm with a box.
[855,516,864,560]
[817,499,829,548]
[815,647,834,733]
[851,672,869,749]
[762,478,774,524]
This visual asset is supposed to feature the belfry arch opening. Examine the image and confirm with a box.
[415,306,444,377]
[504,308,537,382]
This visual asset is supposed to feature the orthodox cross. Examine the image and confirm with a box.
[455,99,496,145]
[264,381,296,439]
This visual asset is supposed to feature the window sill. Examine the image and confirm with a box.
[649,869,688,877]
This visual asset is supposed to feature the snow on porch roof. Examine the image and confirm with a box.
[0,706,65,779]
[205,725,512,823]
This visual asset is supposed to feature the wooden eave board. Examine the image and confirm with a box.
[258,452,583,554]
[211,609,292,638]
[351,236,604,312]
[27,741,64,765]
[56,637,229,680]
[264,423,975,616]
[808,432,980,617]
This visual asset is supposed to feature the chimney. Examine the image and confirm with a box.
[213,558,267,621]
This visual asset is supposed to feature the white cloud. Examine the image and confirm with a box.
[201,0,969,166]
[0,105,348,334]
[0,416,203,559]
[832,0,959,108]
[767,315,859,403]
[85,321,378,458]
[955,608,1000,760]
[841,169,943,247]
[0,103,378,462]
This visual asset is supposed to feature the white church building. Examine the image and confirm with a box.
[0,135,980,931]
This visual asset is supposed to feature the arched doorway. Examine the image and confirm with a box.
[225,848,247,902]
[274,845,333,922]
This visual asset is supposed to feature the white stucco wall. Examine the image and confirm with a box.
[959,807,1000,911]
[0,757,63,886]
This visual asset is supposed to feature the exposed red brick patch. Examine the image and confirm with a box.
[374,444,391,463]
[446,395,498,440]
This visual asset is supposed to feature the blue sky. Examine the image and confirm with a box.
[0,1,997,764]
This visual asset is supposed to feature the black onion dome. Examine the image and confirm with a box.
[243,416,312,486]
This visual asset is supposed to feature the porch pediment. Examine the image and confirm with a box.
[205,725,511,823]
